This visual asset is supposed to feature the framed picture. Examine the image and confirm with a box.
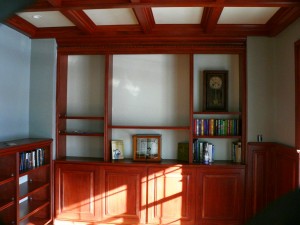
[111,140,124,160]
[133,135,161,162]
[203,70,228,111]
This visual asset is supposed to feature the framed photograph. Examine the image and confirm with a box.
[133,135,161,162]
[203,70,228,111]
[111,140,124,160]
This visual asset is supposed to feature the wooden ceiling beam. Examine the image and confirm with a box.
[266,7,300,36]
[29,23,270,40]
[202,7,223,33]
[133,7,155,33]
[61,10,96,34]
[23,0,300,11]
[4,15,37,37]
[47,0,61,7]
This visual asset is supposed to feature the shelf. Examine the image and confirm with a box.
[19,181,49,199]
[19,164,50,176]
[193,111,241,115]
[194,135,242,139]
[0,176,15,185]
[59,114,105,120]
[59,131,104,136]
[19,217,51,225]
[19,199,50,221]
[110,125,190,130]
[0,200,14,211]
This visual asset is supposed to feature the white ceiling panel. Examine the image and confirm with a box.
[17,11,75,27]
[84,8,138,25]
[218,7,280,24]
[152,7,204,24]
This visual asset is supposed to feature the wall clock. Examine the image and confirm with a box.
[203,70,228,111]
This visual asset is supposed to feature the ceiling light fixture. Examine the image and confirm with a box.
[32,14,42,19]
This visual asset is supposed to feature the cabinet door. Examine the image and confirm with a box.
[55,163,101,222]
[100,165,147,224]
[197,167,245,225]
[147,166,196,225]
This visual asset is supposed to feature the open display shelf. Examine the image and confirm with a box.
[0,138,52,225]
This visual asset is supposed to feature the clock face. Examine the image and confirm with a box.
[209,76,222,89]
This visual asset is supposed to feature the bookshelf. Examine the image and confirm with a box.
[0,138,52,225]
[111,54,190,160]
[56,54,108,160]
[55,50,246,225]
[191,54,246,164]
[56,52,246,164]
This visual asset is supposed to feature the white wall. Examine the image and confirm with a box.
[247,37,274,142]
[272,18,300,146]
[247,18,300,146]
[0,24,31,141]
[29,39,57,155]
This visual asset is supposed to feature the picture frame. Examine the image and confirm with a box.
[111,140,125,160]
[203,70,228,111]
[133,135,161,162]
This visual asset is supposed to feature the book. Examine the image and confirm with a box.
[193,140,214,164]
[177,142,189,162]
[232,141,242,163]
[111,140,125,160]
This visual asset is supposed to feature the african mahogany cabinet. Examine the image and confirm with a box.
[0,138,52,225]
[245,142,299,221]
[55,160,245,225]
[54,46,247,224]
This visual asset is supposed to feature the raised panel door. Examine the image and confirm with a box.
[55,163,101,222]
[147,166,196,225]
[197,167,245,225]
[100,165,147,224]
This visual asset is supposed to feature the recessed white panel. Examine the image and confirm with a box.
[84,8,138,25]
[218,7,280,24]
[152,7,203,24]
[17,11,75,27]
[67,55,105,116]
[112,54,190,126]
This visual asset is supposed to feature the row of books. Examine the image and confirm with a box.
[232,141,242,163]
[19,148,45,172]
[193,140,214,164]
[193,118,240,136]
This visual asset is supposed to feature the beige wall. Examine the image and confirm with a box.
[247,18,300,146]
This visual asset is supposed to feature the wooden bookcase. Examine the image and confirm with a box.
[54,47,247,225]
[191,53,247,164]
[0,138,52,225]
[56,51,246,164]
[56,54,111,161]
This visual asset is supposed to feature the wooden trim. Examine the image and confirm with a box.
[61,10,96,34]
[202,7,223,33]
[56,53,68,159]
[56,38,247,54]
[25,1,300,11]
[295,40,300,150]
[5,15,37,38]
[267,7,300,36]
[104,54,113,161]
[133,7,155,33]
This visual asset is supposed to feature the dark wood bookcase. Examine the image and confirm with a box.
[0,138,52,225]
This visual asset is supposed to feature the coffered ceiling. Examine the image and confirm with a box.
[4,0,300,46]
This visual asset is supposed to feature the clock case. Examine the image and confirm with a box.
[203,70,228,112]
